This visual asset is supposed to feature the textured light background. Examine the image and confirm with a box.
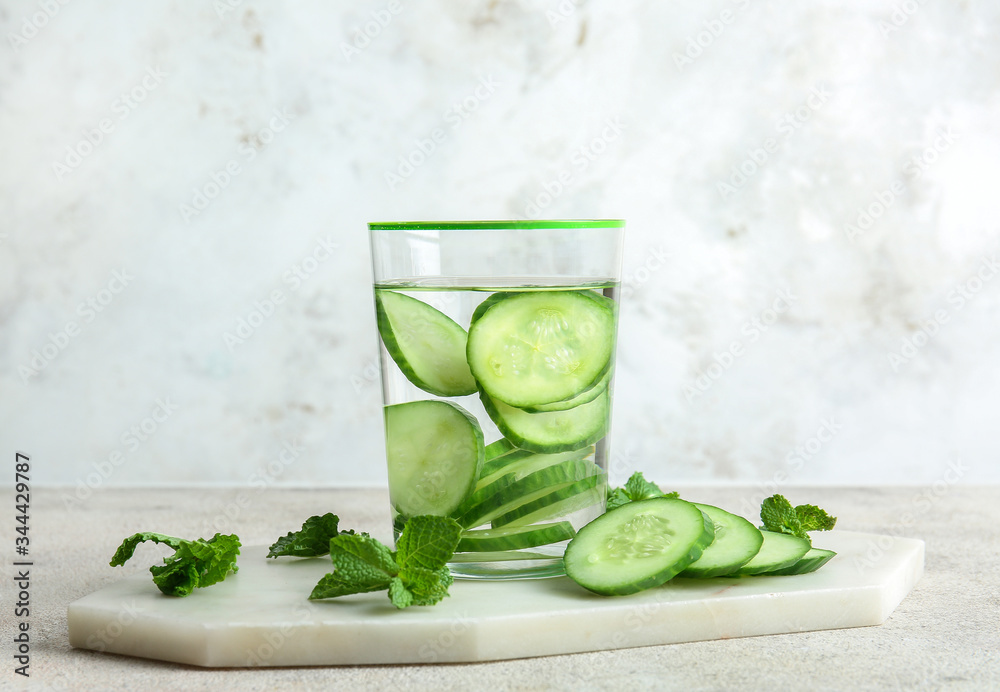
[1,0,998,492]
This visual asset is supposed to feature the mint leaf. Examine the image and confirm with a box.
[795,503,837,533]
[110,532,241,597]
[606,487,632,511]
[606,472,679,511]
[395,515,463,572]
[268,513,346,558]
[404,566,453,607]
[624,472,665,501]
[760,495,837,543]
[307,515,460,608]
[387,577,414,608]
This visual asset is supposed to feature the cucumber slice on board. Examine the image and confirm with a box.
[564,498,715,596]
[384,400,484,518]
[375,290,477,397]
[456,521,576,552]
[730,531,811,576]
[678,504,764,578]
[480,388,610,454]
[467,290,615,408]
[453,459,601,529]
[762,547,837,575]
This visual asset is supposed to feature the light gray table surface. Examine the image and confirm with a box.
[7,485,999,692]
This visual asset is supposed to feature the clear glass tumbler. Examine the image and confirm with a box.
[369,220,625,579]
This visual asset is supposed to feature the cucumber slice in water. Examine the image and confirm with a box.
[490,475,604,528]
[384,400,484,518]
[763,547,837,575]
[376,290,477,397]
[730,531,811,576]
[456,521,576,552]
[453,459,600,529]
[484,438,516,460]
[522,370,611,413]
[467,290,615,408]
[480,388,610,454]
[679,504,764,578]
[476,446,595,490]
[564,498,715,596]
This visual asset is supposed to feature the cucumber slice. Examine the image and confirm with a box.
[453,459,600,528]
[456,521,576,552]
[467,290,615,407]
[484,438,516,460]
[763,547,837,575]
[679,504,764,578]
[564,498,715,596]
[477,447,595,490]
[480,388,610,454]
[522,370,611,413]
[384,400,484,518]
[490,475,604,528]
[730,531,811,576]
[376,290,477,397]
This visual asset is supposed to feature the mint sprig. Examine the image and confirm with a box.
[760,494,837,543]
[309,515,462,609]
[110,532,241,597]
[606,471,679,511]
[267,513,350,558]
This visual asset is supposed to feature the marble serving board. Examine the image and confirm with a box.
[68,530,923,667]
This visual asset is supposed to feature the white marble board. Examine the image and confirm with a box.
[67,530,924,667]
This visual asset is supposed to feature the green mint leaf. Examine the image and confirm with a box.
[760,494,804,538]
[267,513,344,558]
[404,566,454,607]
[309,533,397,600]
[606,487,632,511]
[110,532,186,566]
[394,515,462,572]
[389,566,454,609]
[795,503,837,533]
[606,473,679,512]
[387,577,414,608]
[623,472,665,501]
[110,532,241,597]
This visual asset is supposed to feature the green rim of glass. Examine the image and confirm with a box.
[368,219,625,230]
